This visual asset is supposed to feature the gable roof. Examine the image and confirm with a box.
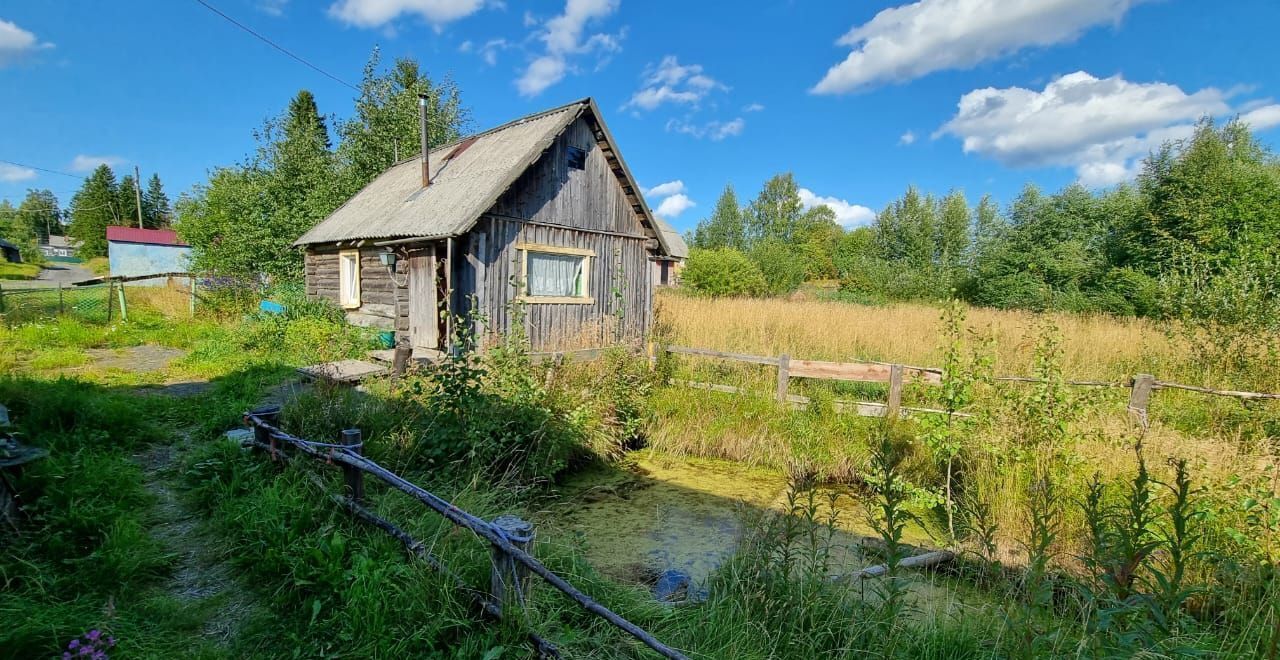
[293,98,673,256]
[653,218,688,259]
[106,226,189,247]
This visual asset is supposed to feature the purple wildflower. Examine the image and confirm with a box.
[69,640,80,649]
[87,630,101,641]
[62,653,72,660]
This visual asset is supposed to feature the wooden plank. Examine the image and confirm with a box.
[1129,373,1155,426]
[672,380,966,419]
[886,364,904,419]
[408,248,438,350]
[666,345,780,366]
[297,360,389,383]
[789,359,942,384]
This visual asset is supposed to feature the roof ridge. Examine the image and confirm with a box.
[386,97,591,169]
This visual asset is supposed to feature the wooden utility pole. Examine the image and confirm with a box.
[133,166,144,228]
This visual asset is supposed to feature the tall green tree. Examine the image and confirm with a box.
[937,189,970,276]
[692,185,746,250]
[286,90,331,150]
[745,173,803,244]
[68,165,120,258]
[144,173,170,227]
[18,189,60,244]
[116,173,142,228]
[339,49,468,190]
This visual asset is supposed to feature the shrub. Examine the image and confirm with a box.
[749,239,807,296]
[682,248,767,297]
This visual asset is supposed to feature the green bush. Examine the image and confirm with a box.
[749,238,807,296]
[682,248,767,297]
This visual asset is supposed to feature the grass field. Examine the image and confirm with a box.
[2,289,1277,657]
[0,262,41,280]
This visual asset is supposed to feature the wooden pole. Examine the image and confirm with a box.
[340,429,364,503]
[490,514,535,615]
[776,353,790,403]
[116,282,128,322]
[134,165,144,228]
[58,282,64,315]
[886,364,904,419]
[1129,374,1155,428]
[249,406,282,461]
[105,281,113,323]
[392,345,412,376]
[189,278,197,317]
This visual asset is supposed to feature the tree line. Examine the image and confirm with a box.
[685,118,1280,320]
[0,169,172,263]
[174,49,467,281]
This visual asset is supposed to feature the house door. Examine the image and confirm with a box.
[407,247,439,350]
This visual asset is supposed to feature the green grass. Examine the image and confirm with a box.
[0,262,40,280]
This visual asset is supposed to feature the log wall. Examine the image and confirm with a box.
[305,245,410,333]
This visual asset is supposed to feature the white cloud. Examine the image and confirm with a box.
[645,180,685,197]
[937,71,1232,187]
[327,0,484,29]
[0,163,36,183]
[256,0,289,16]
[70,155,126,173]
[1241,103,1280,132]
[742,102,765,113]
[899,131,916,145]
[812,0,1148,94]
[0,18,53,66]
[460,37,509,66]
[798,188,876,228]
[516,0,622,97]
[624,56,726,111]
[666,117,745,141]
[654,193,695,218]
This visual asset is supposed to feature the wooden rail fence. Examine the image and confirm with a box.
[660,345,1280,422]
[242,408,686,660]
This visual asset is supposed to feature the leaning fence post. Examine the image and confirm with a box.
[489,514,535,615]
[116,282,128,322]
[340,429,364,503]
[250,405,282,461]
[886,364,904,419]
[1129,374,1155,428]
[776,353,790,403]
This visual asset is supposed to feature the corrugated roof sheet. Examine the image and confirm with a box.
[653,218,688,259]
[106,226,189,246]
[293,100,588,246]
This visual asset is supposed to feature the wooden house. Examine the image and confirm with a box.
[294,98,677,353]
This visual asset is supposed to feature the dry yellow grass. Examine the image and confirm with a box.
[657,292,1186,382]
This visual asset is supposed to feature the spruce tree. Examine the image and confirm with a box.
[144,174,170,227]
[117,173,141,228]
[68,165,120,258]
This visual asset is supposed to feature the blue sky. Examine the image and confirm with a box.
[3,0,1280,235]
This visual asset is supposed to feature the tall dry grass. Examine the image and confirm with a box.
[657,292,1189,382]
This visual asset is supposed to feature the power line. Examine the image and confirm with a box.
[0,159,82,180]
[192,0,359,92]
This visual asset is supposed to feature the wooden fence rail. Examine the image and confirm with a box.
[661,345,1280,421]
[243,409,687,660]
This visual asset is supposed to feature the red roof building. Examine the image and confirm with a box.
[105,226,189,247]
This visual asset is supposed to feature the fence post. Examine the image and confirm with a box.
[1128,374,1155,428]
[250,405,282,461]
[886,364,904,419]
[189,278,197,317]
[105,281,113,322]
[116,282,128,322]
[776,353,790,403]
[340,428,364,503]
[489,514,535,615]
[0,282,5,314]
[392,345,412,377]
[57,283,64,315]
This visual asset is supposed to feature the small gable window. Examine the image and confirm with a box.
[566,146,587,170]
[338,249,361,309]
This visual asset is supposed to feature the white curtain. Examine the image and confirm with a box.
[340,253,359,305]
[527,252,582,297]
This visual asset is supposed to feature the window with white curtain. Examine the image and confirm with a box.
[338,250,361,308]
[519,244,593,302]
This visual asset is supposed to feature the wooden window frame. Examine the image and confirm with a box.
[338,249,361,309]
[516,242,594,305]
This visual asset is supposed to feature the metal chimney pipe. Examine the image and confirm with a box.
[418,94,430,189]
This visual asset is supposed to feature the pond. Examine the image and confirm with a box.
[548,453,941,588]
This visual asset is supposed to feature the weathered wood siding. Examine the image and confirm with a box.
[469,115,654,349]
[305,244,409,333]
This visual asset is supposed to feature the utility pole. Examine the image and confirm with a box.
[133,165,144,229]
